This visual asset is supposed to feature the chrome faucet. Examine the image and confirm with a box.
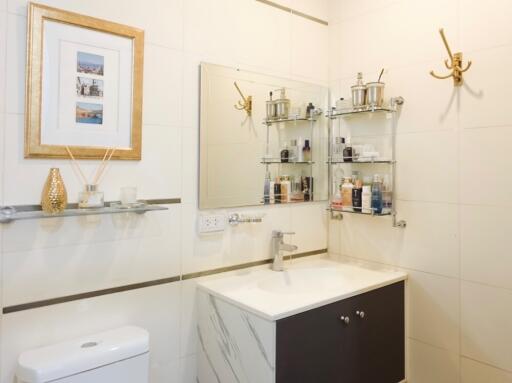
[271,230,298,271]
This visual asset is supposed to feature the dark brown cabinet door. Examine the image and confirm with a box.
[276,282,405,383]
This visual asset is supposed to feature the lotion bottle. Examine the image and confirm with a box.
[341,177,354,212]
[362,176,372,214]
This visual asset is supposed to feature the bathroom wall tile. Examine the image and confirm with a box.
[460,127,512,207]
[396,130,458,203]
[386,62,459,134]
[180,279,199,358]
[461,357,512,383]
[460,0,512,53]
[408,339,460,383]
[235,0,291,77]
[408,270,460,353]
[461,205,512,290]
[0,283,181,383]
[8,0,183,50]
[327,0,401,24]
[291,14,329,84]
[5,13,25,115]
[2,207,181,306]
[179,355,197,383]
[290,202,328,254]
[292,0,329,21]
[461,281,512,372]
[460,45,512,129]
[0,0,5,11]
[180,126,199,205]
[340,200,459,278]
[0,12,6,114]
[327,217,341,256]
[331,0,458,78]
[143,45,183,127]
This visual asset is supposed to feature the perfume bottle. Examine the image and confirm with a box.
[343,137,353,162]
[78,184,104,209]
[280,144,289,163]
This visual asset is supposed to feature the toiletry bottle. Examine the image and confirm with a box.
[341,177,354,212]
[275,88,290,119]
[289,139,297,162]
[266,91,277,121]
[280,144,289,163]
[362,176,372,214]
[331,168,345,208]
[270,178,275,203]
[371,174,383,214]
[352,179,363,212]
[382,174,392,213]
[291,179,304,202]
[296,137,304,162]
[302,176,313,201]
[343,137,353,162]
[274,177,281,204]
[332,137,345,162]
[281,175,291,203]
[303,139,312,162]
[306,102,315,118]
[264,171,271,204]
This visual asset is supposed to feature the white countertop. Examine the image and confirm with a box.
[197,255,407,321]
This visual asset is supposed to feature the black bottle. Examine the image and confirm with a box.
[274,178,281,204]
[352,179,363,212]
[343,137,353,162]
[280,146,289,163]
[302,176,313,201]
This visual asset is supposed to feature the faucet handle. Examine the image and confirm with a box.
[272,230,295,238]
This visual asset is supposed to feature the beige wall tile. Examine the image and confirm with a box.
[461,357,512,383]
[408,339,460,383]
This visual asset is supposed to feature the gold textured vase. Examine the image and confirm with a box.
[41,168,68,214]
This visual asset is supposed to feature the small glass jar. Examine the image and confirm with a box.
[78,184,104,209]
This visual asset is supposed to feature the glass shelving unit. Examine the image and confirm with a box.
[326,97,406,227]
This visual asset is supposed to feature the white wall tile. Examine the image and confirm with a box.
[0,283,181,383]
[461,357,512,383]
[460,0,512,53]
[327,0,401,24]
[460,46,512,129]
[408,339,460,383]
[340,200,459,277]
[290,202,327,253]
[461,281,512,372]
[408,270,460,353]
[179,355,197,383]
[396,131,458,203]
[0,12,6,114]
[460,127,512,207]
[5,13,25,115]
[461,205,512,289]
[292,0,329,21]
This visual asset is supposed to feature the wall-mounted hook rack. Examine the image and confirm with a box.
[430,28,472,86]
[233,81,252,116]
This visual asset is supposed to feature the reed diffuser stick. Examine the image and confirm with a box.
[96,148,116,185]
[65,146,88,185]
[92,148,111,185]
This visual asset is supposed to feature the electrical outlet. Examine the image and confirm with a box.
[198,214,226,233]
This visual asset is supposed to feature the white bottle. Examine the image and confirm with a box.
[296,137,304,162]
[362,177,372,214]
[341,177,354,212]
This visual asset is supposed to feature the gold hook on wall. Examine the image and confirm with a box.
[430,28,472,86]
[233,81,252,116]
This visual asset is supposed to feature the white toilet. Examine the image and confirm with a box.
[16,326,149,383]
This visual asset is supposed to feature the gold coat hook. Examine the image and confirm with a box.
[233,81,252,116]
[430,28,472,86]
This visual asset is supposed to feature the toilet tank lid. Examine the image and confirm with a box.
[17,326,149,383]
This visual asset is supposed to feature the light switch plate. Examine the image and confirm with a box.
[198,214,226,233]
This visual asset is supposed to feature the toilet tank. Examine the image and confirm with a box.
[16,326,149,383]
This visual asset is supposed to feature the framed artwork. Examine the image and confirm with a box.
[25,2,144,160]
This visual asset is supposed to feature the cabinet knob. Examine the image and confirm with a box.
[356,310,365,319]
[340,316,350,325]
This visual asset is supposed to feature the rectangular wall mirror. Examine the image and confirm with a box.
[199,63,328,209]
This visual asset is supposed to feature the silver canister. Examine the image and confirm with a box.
[351,84,367,109]
[366,82,385,107]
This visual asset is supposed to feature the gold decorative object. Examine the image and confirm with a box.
[41,168,68,214]
[430,28,472,86]
[233,81,252,116]
[25,3,144,160]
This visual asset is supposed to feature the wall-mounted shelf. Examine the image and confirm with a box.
[327,97,406,228]
[263,117,317,125]
[261,159,315,165]
[327,100,403,119]
[0,201,170,224]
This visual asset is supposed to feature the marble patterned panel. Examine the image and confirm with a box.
[197,290,276,383]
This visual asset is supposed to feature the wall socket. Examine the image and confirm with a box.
[197,214,226,233]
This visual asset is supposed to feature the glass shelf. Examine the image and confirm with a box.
[328,206,392,217]
[328,159,394,164]
[327,106,396,119]
[0,202,169,223]
[263,117,317,125]
[261,159,315,165]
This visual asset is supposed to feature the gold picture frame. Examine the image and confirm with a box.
[25,2,144,160]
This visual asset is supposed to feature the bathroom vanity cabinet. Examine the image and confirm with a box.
[197,278,405,383]
[276,282,404,383]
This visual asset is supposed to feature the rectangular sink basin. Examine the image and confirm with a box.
[197,255,407,320]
